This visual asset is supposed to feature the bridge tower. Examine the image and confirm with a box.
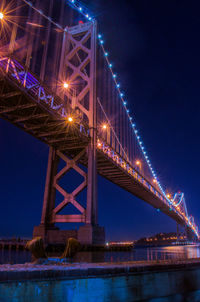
[33,21,105,245]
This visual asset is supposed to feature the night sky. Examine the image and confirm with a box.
[1,0,200,240]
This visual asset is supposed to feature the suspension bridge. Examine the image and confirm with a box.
[0,0,198,244]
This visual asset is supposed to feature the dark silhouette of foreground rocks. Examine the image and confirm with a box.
[61,238,81,258]
[26,237,80,262]
[26,237,47,260]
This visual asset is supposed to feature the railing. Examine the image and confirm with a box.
[0,56,89,135]
[97,139,199,238]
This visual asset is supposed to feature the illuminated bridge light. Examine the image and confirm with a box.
[136,160,141,166]
[68,116,73,122]
[0,12,4,20]
[63,82,69,89]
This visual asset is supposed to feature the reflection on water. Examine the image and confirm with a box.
[1,244,200,264]
[0,248,31,264]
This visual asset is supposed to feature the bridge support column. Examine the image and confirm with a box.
[33,145,105,245]
[34,20,105,245]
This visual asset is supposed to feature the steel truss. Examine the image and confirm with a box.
[41,148,87,225]
[40,21,98,229]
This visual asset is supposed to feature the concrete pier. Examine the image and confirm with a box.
[1,259,200,301]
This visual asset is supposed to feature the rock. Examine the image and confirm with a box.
[26,237,47,260]
[61,238,81,258]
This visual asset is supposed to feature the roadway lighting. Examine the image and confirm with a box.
[0,12,4,20]
[136,160,141,166]
[167,194,171,199]
[153,179,157,183]
[102,124,107,130]
[63,82,69,89]
[68,116,73,122]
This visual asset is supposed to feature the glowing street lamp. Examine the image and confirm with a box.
[102,124,107,130]
[0,12,4,20]
[153,178,157,183]
[166,194,171,199]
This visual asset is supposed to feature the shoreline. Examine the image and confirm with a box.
[1,258,200,282]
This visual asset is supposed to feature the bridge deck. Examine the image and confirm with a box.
[0,56,195,238]
[96,150,184,225]
[0,71,89,153]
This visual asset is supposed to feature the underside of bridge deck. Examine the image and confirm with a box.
[0,76,89,154]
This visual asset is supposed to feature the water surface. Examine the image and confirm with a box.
[1,244,200,264]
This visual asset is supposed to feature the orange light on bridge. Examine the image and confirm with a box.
[97,142,102,147]
[153,178,157,183]
[0,12,4,20]
[166,194,171,199]
[68,116,73,122]
[136,160,141,166]
[63,82,69,89]
[102,124,107,130]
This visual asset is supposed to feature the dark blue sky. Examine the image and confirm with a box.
[1,0,200,240]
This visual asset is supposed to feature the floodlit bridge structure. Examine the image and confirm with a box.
[0,0,198,244]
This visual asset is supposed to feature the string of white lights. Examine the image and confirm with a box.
[21,0,166,197]
[66,0,169,200]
